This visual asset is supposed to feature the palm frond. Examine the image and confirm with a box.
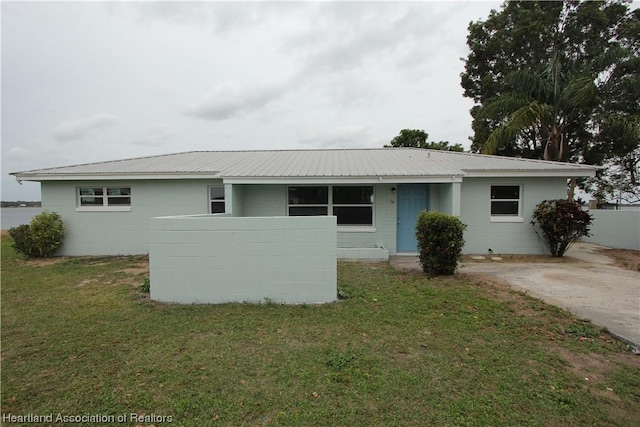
[563,76,597,109]
[482,102,552,154]
[477,96,529,120]
[505,70,554,101]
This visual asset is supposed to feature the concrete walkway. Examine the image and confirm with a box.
[390,243,640,346]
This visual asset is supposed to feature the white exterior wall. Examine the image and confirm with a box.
[149,215,337,304]
[43,177,572,257]
[584,210,640,250]
[459,177,567,254]
[41,179,221,256]
[241,184,287,217]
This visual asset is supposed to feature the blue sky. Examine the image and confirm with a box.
[2,1,502,200]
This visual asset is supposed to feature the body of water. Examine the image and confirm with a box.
[1,207,43,229]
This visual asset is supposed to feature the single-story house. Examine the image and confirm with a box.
[11,148,598,259]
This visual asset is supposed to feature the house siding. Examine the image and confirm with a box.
[41,179,222,256]
[42,177,569,257]
[460,177,567,254]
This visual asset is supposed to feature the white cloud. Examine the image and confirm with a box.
[184,80,286,121]
[299,124,373,148]
[51,113,119,142]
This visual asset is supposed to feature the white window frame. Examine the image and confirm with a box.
[76,187,132,212]
[489,184,523,223]
[208,185,226,214]
[287,185,376,231]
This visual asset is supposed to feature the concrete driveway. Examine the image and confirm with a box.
[390,243,640,346]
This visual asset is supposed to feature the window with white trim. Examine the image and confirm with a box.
[490,185,521,217]
[79,187,131,207]
[209,186,225,214]
[288,185,374,226]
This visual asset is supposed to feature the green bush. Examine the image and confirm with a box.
[415,211,466,276]
[531,199,592,257]
[8,224,37,258]
[8,211,65,258]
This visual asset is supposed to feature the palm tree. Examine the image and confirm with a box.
[479,54,638,199]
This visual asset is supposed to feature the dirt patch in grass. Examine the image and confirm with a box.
[555,345,640,378]
[115,265,149,276]
[599,248,640,271]
[462,253,579,263]
[20,257,71,267]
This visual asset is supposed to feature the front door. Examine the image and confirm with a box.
[397,184,429,252]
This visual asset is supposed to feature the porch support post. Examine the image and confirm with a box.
[224,183,233,216]
[451,182,461,216]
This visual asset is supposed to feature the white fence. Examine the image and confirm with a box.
[584,210,640,250]
[149,215,337,304]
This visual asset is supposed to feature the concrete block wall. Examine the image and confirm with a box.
[583,210,640,250]
[149,215,337,304]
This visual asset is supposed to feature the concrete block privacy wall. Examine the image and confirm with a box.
[149,215,337,304]
[584,210,640,250]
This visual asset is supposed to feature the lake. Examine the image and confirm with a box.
[1,207,43,229]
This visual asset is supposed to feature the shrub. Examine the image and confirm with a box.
[531,199,592,257]
[8,211,65,258]
[8,224,38,258]
[415,210,466,276]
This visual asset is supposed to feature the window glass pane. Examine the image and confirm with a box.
[333,206,373,225]
[491,201,519,215]
[80,188,103,196]
[491,186,519,200]
[211,201,225,213]
[288,187,328,204]
[80,197,104,206]
[333,186,373,204]
[210,186,225,201]
[107,188,130,196]
[289,206,328,216]
[107,197,131,206]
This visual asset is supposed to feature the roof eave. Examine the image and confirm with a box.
[11,172,222,182]
[222,175,465,184]
[464,169,597,178]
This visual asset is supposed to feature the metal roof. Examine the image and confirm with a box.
[11,148,598,181]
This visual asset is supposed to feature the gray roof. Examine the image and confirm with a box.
[11,148,598,181]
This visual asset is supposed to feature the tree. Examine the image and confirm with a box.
[461,1,640,201]
[386,129,464,152]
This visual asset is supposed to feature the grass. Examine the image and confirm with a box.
[2,236,639,426]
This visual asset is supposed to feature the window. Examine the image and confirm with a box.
[209,186,226,214]
[79,187,131,208]
[288,185,374,227]
[288,186,328,216]
[332,186,374,225]
[490,185,521,218]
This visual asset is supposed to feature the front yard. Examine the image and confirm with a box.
[1,235,639,426]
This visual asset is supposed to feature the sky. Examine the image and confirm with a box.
[1,0,504,201]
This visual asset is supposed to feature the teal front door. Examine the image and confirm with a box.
[397,184,429,252]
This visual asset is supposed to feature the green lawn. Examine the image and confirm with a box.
[2,236,639,426]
